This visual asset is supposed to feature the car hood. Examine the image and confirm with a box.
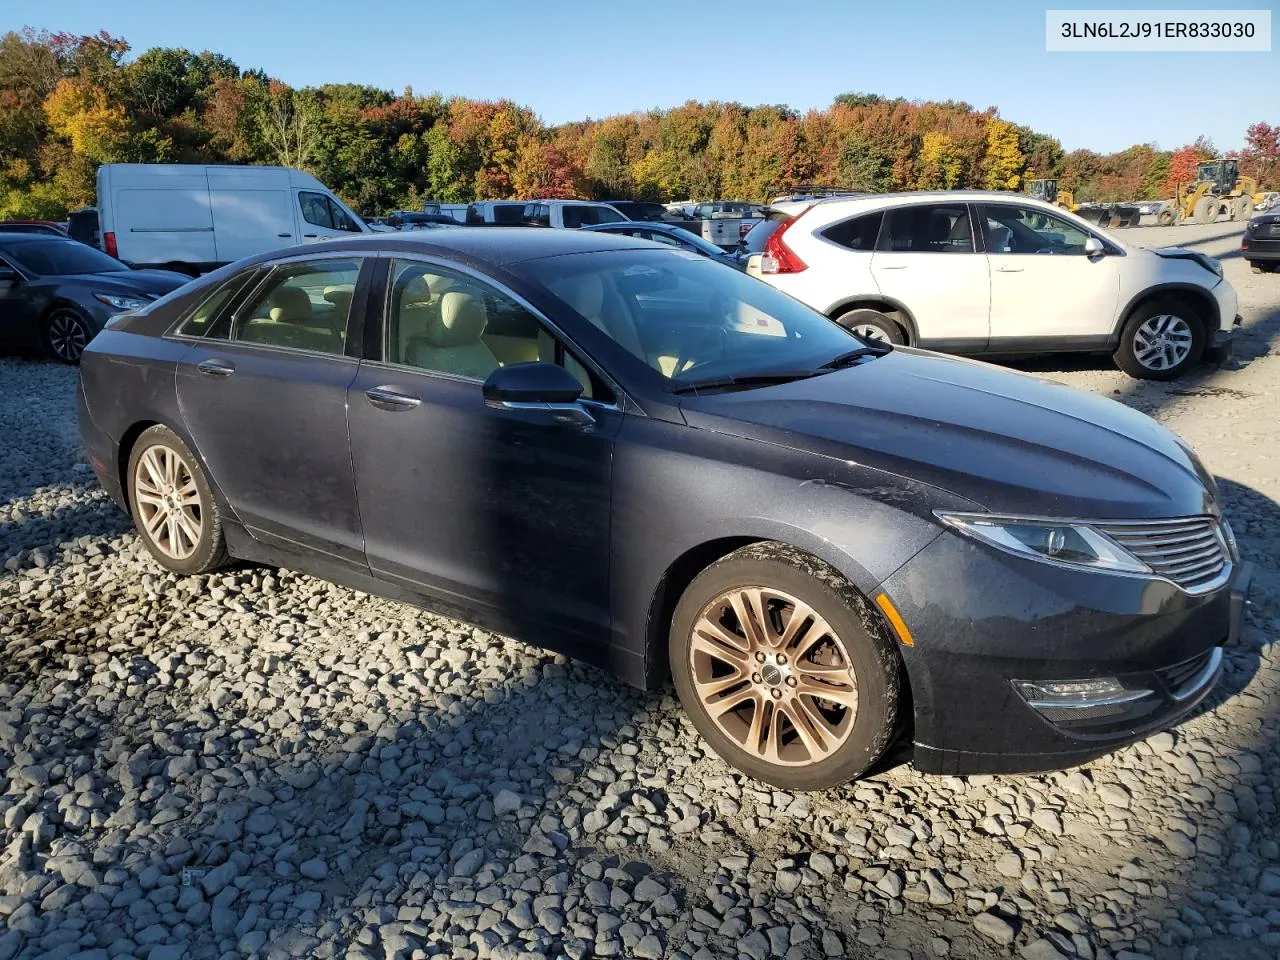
[56,270,190,296]
[679,348,1217,520]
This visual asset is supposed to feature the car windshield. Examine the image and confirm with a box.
[517,249,872,387]
[4,239,126,275]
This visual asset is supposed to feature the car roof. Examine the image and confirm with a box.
[273,227,655,266]
[0,231,73,243]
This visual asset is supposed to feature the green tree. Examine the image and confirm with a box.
[982,118,1024,191]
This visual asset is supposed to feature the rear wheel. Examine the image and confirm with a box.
[834,308,905,345]
[1233,198,1254,221]
[127,425,229,575]
[42,307,93,364]
[1156,208,1175,226]
[669,542,900,790]
[1113,301,1204,380]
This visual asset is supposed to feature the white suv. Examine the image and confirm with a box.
[747,192,1240,380]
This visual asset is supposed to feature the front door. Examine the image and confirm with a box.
[347,258,619,645]
[980,202,1121,343]
[870,202,990,348]
[175,255,368,566]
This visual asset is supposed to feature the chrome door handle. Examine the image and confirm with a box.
[365,386,421,411]
[996,265,1025,273]
[877,264,908,270]
[196,358,235,377]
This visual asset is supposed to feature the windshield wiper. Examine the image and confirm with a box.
[670,370,818,395]
[820,344,892,370]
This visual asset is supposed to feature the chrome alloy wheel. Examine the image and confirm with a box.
[689,587,859,766]
[1133,314,1193,371]
[852,323,890,342]
[133,445,203,561]
[47,310,88,363]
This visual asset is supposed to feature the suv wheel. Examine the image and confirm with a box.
[669,543,900,790]
[1113,302,1204,380]
[834,308,905,345]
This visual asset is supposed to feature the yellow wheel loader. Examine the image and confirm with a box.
[1175,159,1265,224]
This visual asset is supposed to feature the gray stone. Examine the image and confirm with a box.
[974,913,1016,945]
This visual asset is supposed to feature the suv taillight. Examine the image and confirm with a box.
[759,212,808,274]
[104,231,118,259]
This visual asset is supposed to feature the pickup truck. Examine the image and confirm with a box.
[465,200,627,228]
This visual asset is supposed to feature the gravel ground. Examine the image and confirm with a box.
[1,220,1278,960]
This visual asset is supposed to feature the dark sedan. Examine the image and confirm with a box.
[1243,213,1280,273]
[0,233,190,363]
[581,221,744,269]
[78,229,1249,789]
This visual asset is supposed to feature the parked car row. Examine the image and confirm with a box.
[78,226,1250,788]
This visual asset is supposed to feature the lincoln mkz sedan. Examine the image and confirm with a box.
[78,229,1252,789]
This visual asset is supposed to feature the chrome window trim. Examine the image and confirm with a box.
[380,253,638,415]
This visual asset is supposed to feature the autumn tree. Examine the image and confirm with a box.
[1241,122,1279,188]
[1164,139,1216,195]
[982,119,1024,191]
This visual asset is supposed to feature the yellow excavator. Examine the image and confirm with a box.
[1175,158,1264,224]
[1026,178,1078,212]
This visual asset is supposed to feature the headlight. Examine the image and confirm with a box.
[93,293,149,311]
[936,512,1150,573]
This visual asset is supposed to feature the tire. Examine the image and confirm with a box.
[833,308,905,345]
[1192,196,1216,225]
[42,307,94,365]
[1233,198,1254,222]
[1251,262,1264,274]
[1113,301,1205,381]
[1156,209,1175,226]
[669,542,900,790]
[126,425,229,575]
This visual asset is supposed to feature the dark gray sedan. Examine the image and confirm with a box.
[0,233,189,363]
[78,229,1247,789]
[582,221,744,269]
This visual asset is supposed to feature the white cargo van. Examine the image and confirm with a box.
[96,164,369,275]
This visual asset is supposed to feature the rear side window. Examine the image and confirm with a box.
[562,206,623,228]
[523,204,550,227]
[880,204,974,253]
[176,276,252,337]
[822,212,883,251]
[231,259,361,355]
[491,204,525,225]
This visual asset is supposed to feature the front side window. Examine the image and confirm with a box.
[880,204,974,253]
[231,259,359,355]
[299,192,335,229]
[982,204,1094,255]
[299,192,361,233]
[386,260,606,400]
[515,249,862,384]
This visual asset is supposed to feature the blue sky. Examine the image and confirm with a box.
[5,0,1275,153]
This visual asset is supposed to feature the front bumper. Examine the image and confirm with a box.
[880,531,1248,775]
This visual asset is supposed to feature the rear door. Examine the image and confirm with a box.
[870,202,990,348]
[175,254,370,568]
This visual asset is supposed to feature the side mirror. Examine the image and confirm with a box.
[1083,237,1105,257]
[483,361,583,404]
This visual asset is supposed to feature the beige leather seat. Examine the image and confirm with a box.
[268,285,313,323]
[405,290,498,379]
[323,284,354,319]
[555,272,646,360]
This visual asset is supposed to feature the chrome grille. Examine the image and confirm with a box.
[1096,517,1229,592]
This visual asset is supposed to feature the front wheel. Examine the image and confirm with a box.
[834,308,905,345]
[1113,303,1204,380]
[127,425,229,575]
[43,307,94,364]
[669,543,900,790]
